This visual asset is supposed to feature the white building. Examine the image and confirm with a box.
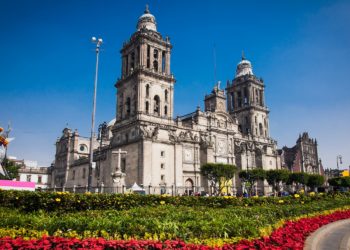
[11,159,52,189]
[51,6,281,195]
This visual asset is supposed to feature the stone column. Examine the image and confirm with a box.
[165,51,171,75]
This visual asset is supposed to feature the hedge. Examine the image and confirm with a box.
[1,190,349,212]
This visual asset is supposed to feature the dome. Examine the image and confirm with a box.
[235,53,254,77]
[137,5,157,32]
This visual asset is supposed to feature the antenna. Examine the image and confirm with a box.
[213,43,217,84]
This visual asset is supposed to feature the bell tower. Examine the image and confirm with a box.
[226,54,270,138]
[115,5,175,122]
[204,81,227,113]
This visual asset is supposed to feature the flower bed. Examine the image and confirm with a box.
[0,208,350,249]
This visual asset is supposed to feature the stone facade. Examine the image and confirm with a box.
[51,6,282,194]
[280,132,323,175]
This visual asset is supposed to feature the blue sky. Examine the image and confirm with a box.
[1,0,349,170]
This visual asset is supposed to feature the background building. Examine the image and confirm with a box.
[10,158,52,189]
[280,132,323,175]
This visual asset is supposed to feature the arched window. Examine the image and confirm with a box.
[154,95,160,116]
[126,97,131,116]
[259,123,263,136]
[153,49,158,59]
[165,89,168,102]
[146,84,150,98]
[145,101,149,114]
[164,105,168,116]
[153,60,158,72]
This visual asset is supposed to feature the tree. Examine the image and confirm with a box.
[307,174,325,191]
[0,158,20,180]
[200,163,237,195]
[266,169,290,196]
[287,172,309,191]
[239,169,266,196]
[328,177,350,189]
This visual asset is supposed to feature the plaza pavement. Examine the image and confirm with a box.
[304,218,350,250]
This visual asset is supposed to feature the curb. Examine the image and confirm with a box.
[304,219,350,250]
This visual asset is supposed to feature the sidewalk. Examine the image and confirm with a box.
[304,218,350,250]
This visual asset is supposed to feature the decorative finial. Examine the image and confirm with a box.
[241,50,245,60]
[145,4,150,14]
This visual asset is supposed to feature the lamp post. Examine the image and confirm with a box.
[336,155,342,177]
[88,37,103,192]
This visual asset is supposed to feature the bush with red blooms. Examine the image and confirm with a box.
[0,210,350,249]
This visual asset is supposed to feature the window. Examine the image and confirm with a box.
[145,101,149,114]
[147,45,150,68]
[126,97,131,116]
[255,116,257,125]
[153,49,159,59]
[153,60,158,71]
[237,91,242,108]
[154,95,160,115]
[161,151,165,157]
[82,168,86,179]
[38,176,42,184]
[121,158,126,172]
[161,163,165,169]
[243,87,248,105]
[165,89,168,102]
[79,144,87,152]
[161,175,165,181]
[259,123,263,136]
[164,105,168,116]
[72,170,75,180]
[146,84,150,98]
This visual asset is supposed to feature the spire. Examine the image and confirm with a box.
[144,4,150,14]
[241,50,245,60]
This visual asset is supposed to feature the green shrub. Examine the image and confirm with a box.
[0,190,349,213]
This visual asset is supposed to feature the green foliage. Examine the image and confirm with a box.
[307,174,325,189]
[200,163,237,195]
[239,169,266,195]
[0,159,20,180]
[287,172,309,186]
[329,177,350,188]
[266,169,290,195]
[1,190,348,213]
[0,195,350,241]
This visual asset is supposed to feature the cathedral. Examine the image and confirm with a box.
[51,6,282,195]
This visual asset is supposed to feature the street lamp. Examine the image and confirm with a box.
[336,155,342,177]
[88,37,103,192]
